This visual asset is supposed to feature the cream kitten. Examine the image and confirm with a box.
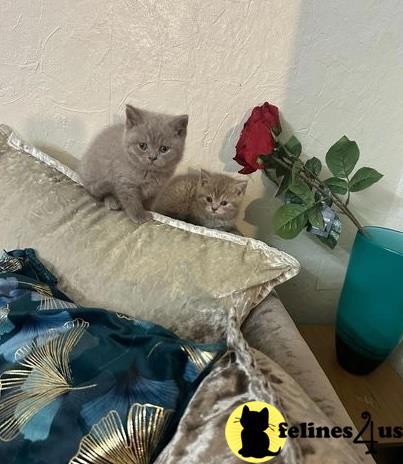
[153,170,247,231]
[79,105,188,223]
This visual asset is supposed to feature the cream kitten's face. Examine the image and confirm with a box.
[196,170,247,221]
[124,105,188,171]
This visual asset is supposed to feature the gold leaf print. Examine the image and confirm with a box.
[0,255,22,272]
[0,319,95,441]
[0,304,10,325]
[70,403,173,464]
[35,295,77,311]
[31,283,53,298]
[116,313,139,321]
[19,280,53,298]
[181,344,216,371]
[0,304,14,337]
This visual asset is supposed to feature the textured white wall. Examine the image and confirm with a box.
[1,1,402,331]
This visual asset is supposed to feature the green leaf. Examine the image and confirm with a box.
[349,167,383,192]
[273,204,309,239]
[275,163,288,178]
[274,144,287,157]
[308,206,324,229]
[259,155,276,169]
[284,190,303,205]
[258,155,267,166]
[325,136,359,177]
[305,157,322,176]
[289,180,315,205]
[285,136,302,158]
[275,173,291,197]
[323,177,348,195]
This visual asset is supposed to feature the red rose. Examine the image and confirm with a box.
[234,102,281,174]
[259,102,281,135]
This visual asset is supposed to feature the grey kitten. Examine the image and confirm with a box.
[153,170,247,231]
[79,105,188,223]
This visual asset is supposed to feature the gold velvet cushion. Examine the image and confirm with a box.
[154,350,367,464]
[0,125,299,342]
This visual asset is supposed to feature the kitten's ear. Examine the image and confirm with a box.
[241,405,250,416]
[126,105,144,129]
[234,179,248,195]
[260,407,269,422]
[200,169,211,186]
[171,114,189,137]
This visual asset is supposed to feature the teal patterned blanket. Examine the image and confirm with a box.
[0,249,224,463]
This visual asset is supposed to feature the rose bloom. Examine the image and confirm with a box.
[234,102,281,174]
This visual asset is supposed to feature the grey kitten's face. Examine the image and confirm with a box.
[196,170,247,221]
[124,105,188,170]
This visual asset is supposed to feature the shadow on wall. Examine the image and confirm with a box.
[218,122,245,173]
[221,0,403,325]
[24,116,86,171]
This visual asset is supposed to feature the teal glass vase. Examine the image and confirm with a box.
[336,226,403,375]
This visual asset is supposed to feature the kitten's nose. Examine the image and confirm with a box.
[211,205,218,212]
[148,154,158,162]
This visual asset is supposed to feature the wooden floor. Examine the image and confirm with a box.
[299,325,403,448]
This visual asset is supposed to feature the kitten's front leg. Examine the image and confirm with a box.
[104,195,121,211]
[115,186,152,224]
[83,179,108,202]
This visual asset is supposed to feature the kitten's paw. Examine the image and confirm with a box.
[104,195,121,211]
[128,210,153,224]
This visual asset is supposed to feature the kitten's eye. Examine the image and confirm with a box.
[138,143,148,151]
[206,196,213,203]
[159,145,169,153]
[220,200,228,206]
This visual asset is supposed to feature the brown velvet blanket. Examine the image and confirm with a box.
[155,304,372,464]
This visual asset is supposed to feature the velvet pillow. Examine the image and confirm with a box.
[0,125,299,342]
[154,350,368,464]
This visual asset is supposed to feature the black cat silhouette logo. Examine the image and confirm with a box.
[239,405,282,458]
[225,401,287,462]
